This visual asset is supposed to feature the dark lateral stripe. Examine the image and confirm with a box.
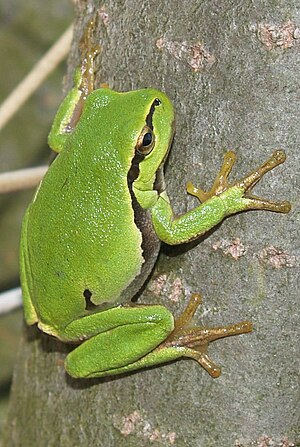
[146,102,155,129]
[127,151,144,183]
[146,97,161,129]
[128,97,162,183]
[125,96,162,263]
[153,165,165,194]
[127,180,160,267]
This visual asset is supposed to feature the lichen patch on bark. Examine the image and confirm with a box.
[156,37,215,71]
[254,20,300,50]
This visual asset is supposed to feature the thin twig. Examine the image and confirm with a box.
[0,287,22,315]
[0,24,74,131]
[0,166,47,193]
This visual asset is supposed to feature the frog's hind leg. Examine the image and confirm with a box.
[64,294,252,379]
[19,207,38,325]
[63,304,175,379]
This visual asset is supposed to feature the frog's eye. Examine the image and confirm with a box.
[135,126,155,156]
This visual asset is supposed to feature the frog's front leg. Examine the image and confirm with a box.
[48,20,100,153]
[187,150,290,212]
[151,150,291,245]
[62,295,251,379]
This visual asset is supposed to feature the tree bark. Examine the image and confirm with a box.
[2,1,299,446]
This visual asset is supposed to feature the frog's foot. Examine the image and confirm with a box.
[187,151,237,202]
[160,293,253,378]
[79,17,101,98]
[186,150,291,213]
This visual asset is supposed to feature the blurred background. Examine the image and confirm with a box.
[0,0,73,434]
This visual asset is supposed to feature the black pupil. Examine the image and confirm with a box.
[142,132,152,147]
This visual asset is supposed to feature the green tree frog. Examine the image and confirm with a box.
[20,24,291,379]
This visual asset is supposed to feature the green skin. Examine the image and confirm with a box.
[20,58,290,379]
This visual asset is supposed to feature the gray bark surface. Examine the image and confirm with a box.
[2,1,299,446]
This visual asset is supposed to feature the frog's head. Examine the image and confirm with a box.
[127,88,175,208]
[77,87,174,209]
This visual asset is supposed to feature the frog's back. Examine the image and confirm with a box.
[23,89,166,329]
[25,145,141,327]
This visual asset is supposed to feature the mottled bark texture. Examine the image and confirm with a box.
[2,1,299,446]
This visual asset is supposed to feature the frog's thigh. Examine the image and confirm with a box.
[64,305,174,378]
